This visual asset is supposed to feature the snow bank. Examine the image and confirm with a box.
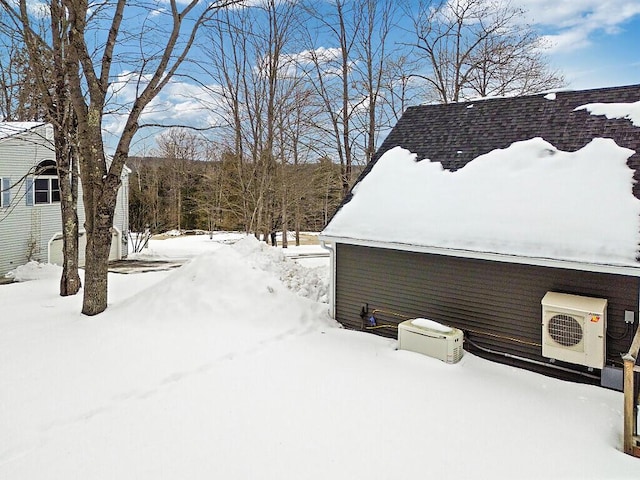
[1,234,638,479]
[233,236,328,303]
[5,261,61,281]
[323,138,640,266]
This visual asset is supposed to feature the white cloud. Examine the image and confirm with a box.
[102,74,227,153]
[284,47,342,67]
[541,29,591,53]
[5,0,49,18]
[27,1,49,17]
[515,0,640,53]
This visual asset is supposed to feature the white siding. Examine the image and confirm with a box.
[0,124,129,276]
[0,124,57,275]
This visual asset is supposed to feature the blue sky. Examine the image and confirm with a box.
[515,0,640,89]
[100,0,640,154]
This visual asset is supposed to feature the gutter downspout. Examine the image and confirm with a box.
[320,239,335,319]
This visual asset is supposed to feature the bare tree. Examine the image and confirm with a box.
[466,27,564,97]
[204,5,259,233]
[277,86,318,246]
[0,36,36,121]
[205,0,306,242]
[3,0,238,315]
[352,0,399,164]
[301,0,361,198]
[154,128,203,232]
[384,54,422,122]
[1,0,82,296]
[300,0,401,197]
[408,0,564,103]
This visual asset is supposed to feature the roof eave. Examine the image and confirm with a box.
[318,234,640,278]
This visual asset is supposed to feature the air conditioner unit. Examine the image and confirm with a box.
[541,292,607,369]
[398,318,463,364]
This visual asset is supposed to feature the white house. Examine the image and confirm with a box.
[0,122,129,277]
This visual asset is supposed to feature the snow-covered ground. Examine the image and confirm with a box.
[1,233,638,479]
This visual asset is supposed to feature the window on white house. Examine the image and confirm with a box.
[34,178,60,204]
[33,160,60,205]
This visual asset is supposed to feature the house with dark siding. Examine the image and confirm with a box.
[319,84,640,386]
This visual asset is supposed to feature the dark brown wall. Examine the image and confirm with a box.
[336,243,639,373]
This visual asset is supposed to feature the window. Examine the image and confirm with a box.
[34,178,60,204]
[33,160,60,205]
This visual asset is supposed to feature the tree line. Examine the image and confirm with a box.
[0,0,563,315]
[128,130,346,241]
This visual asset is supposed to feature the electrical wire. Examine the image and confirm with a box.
[364,324,398,331]
[463,326,541,347]
[607,322,631,341]
[364,306,540,347]
[465,336,600,380]
[371,308,411,320]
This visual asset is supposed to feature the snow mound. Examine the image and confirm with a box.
[118,241,335,335]
[5,261,62,282]
[232,236,329,303]
[411,318,453,333]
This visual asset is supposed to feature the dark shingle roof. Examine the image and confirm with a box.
[352,84,640,202]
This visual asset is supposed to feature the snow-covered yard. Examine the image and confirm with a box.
[1,233,638,479]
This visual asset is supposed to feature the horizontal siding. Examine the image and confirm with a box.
[0,128,56,274]
[1,127,128,274]
[335,244,639,371]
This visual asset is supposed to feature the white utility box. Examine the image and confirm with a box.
[398,318,464,363]
[541,291,607,369]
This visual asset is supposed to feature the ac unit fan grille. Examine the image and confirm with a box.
[548,314,583,347]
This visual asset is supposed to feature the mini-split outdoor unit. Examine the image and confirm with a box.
[398,318,464,364]
[541,292,607,369]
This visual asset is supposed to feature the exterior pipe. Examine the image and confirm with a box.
[465,337,600,381]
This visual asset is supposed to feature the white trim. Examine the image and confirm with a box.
[319,235,640,278]
[33,176,60,205]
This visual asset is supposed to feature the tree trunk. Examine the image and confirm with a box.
[281,174,288,249]
[295,203,300,247]
[82,230,111,315]
[76,117,121,316]
[81,188,118,315]
[58,146,81,296]
[55,125,81,296]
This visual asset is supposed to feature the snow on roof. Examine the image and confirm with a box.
[576,100,640,127]
[322,138,640,266]
[0,122,44,140]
